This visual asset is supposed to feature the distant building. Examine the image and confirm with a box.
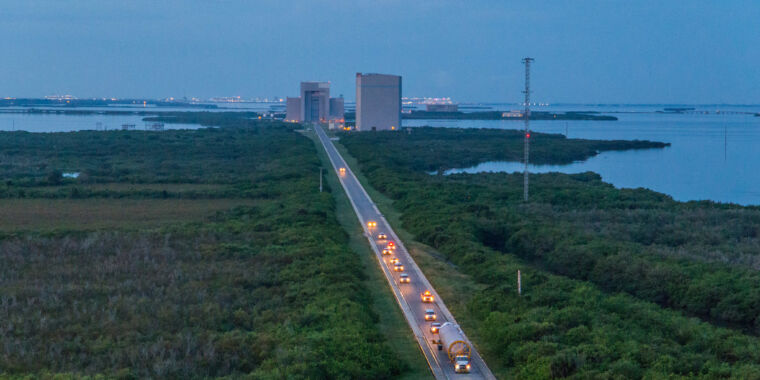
[328,97,345,130]
[356,73,401,131]
[284,82,344,127]
[285,97,301,122]
[300,82,330,122]
[426,104,459,112]
[329,97,344,120]
[502,111,524,118]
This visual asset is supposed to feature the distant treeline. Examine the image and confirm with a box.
[144,112,262,126]
[344,110,617,121]
[346,126,667,173]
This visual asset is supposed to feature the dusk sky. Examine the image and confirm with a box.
[2,1,758,103]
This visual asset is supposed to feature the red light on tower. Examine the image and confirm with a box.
[526,133,531,139]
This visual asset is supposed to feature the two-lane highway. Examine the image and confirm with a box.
[315,125,495,380]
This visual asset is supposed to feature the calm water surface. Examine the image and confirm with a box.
[0,112,201,132]
[0,102,283,132]
[405,112,760,205]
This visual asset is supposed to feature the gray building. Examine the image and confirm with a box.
[285,97,301,122]
[328,97,345,130]
[300,82,330,122]
[329,97,344,120]
[285,82,344,128]
[356,73,402,131]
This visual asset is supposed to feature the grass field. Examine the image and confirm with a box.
[0,198,255,231]
[21,183,229,193]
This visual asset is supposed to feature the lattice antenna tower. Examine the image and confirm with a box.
[522,57,534,201]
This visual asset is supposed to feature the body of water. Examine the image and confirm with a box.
[405,111,760,205]
[0,102,286,132]
[0,112,202,132]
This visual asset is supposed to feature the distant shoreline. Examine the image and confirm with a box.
[344,110,618,121]
[0,98,217,109]
[404,110,618,121]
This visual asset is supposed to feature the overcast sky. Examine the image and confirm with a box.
[1,1,758,103]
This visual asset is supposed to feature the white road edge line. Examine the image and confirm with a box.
[314,126,448,380]
[321,127,497,380]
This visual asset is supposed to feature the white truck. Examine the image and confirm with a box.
[438,322,472,373]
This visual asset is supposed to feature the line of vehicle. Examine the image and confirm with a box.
[314,125,495,379]
[314,127,447,379]
[354,164,494,380]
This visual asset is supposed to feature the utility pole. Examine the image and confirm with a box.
[319,168,323,192]
[517,270,522,295]
[522,57,534,202]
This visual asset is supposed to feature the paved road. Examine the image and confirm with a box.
[315,125,496,380]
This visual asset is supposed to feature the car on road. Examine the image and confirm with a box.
[424,309,437,321]
[389,257,399,265]
[339,167,346,174]
[382,248,392,255]
[421,290,434,303]
[377,233,387,240]
[393,262,404,272]
[430,322,441,334]
[387,241,396,250]
[367,221,377,228]
[399,273,410,283]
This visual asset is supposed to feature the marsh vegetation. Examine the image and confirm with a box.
[0,117,407,378]
[340,127,760,378]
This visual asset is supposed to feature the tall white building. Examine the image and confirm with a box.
[355,73,402,131]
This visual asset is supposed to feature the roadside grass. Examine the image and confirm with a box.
[2,182,235,200]
[332,137,510,378]
[0,198,256,231]
[309,131,433,380]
